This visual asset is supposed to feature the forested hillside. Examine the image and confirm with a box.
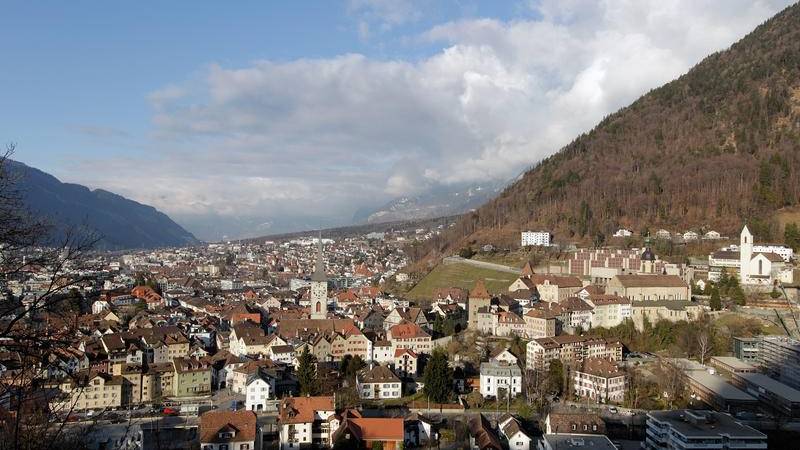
[418,3,800,261]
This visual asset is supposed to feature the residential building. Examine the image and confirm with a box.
[583,294,631,329]
[526,336,622,371]
[479,362,522,399]
[468,414,503,450]
[51,372,123,411]
[543,411,606,435]
[333,416,404,450]
[278,396,337,450]
[173,357,212,397]
[356,365,402,400]
[388,322,432,355]
[245,370,272,412]
[498,414,532,450]
[523,309,557,339]
[573,358,625,403]
[521,231,551,247]
[394,348,418,378]
[644,410,767,450]
[199,410,257,450]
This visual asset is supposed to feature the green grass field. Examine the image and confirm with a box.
[406,262,518,300]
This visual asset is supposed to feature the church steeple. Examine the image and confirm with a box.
[310,234,328,319]
[311,234,327,282]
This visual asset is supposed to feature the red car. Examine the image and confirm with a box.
[162,407,179,416]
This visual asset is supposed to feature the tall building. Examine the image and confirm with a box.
[310,237,328,320]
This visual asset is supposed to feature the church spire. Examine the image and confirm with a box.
[311,233,327,282]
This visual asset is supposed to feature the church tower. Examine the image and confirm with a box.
[310,236,328,319]
[740,225,753,284]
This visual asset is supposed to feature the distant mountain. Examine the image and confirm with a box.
[8,160,200,250]
[352,181,506,225]
[419,3,800,258]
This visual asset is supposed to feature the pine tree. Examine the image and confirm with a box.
[297,347,319,395]
[709,287,722,311]
[423,348,453,403]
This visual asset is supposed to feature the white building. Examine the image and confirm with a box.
[521,231,552,247]
[683,231,699,241]
[91,300,111,315]
[245,372,272,412]
[584,295,632,329]
[739,226,793,285]
[703,230,722,240]
[498,414,533,450]
[479,362,522,399]
[644,410,767,450]
[278,396,337,450]
[220,279,243,290]
[613,228,633,237]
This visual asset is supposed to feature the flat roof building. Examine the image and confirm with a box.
[644,410,767,450]
[683,368,757,413]
[709,356,758,376]
[730,372,800,418]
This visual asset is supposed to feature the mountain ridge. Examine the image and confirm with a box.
[8,160,200,250]
[418,2,800,260]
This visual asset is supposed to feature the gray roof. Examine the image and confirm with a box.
[709,356,755,371]
[647,410,766,439]
[684,371,756,402]
[542,434,616,450]
[480,361,522,377]
[735,373,800,402]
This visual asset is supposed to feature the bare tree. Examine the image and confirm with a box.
[0,144,102,450]
[697,332,711,366]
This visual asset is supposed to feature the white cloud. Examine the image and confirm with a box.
[76,0,794,237]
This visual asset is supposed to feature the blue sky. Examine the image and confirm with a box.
[1,1,528,171]
[0,1,793,240]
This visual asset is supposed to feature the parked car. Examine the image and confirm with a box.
[608,407,618,414]
[162,407,179,416]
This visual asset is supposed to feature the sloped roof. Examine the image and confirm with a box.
[279,396,334,424]
[199,410,256,444]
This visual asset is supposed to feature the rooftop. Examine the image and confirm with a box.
[734,372,800,402]
[542,434,616,450]
[647,410,766,439]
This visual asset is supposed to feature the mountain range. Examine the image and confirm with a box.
[352,181,506,225]
[418,3,800,260]
[8,160,200,250]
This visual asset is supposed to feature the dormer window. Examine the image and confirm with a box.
[219,431,235,439]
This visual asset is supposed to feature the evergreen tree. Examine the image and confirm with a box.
[709,287,722,311]
[423,348,453,403]
[732,286,747,306]
[785,223,800,251]
[297,347,319,395]
[547,359,565,395]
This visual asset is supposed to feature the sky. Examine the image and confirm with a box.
[1,0,795,240]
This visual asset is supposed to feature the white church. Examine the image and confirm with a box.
[708,225,794,286]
